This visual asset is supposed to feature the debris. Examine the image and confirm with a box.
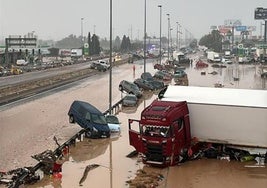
[126,150,138,158]
[126,169,164,188]
[79,164,100,185]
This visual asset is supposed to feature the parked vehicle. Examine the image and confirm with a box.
[16,59,28,66]
[106,115,121,133]
[207,51,221,63]
[134,78,154,90]
[10,65,23,75]
[128,86,267,167]
[195,60,208,68]
[153,71,172,80]
[122,94,138,107]
[173,69,187,78]
[141,72,165,90]
[68,100,110,138]
[119,80,142,98]
[98,59,110,69]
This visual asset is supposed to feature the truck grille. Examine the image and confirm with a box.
[145,143,164,162]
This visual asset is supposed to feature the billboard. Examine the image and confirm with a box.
[224,19,242,27]
[255,7,267,20]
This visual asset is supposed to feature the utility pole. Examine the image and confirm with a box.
[143,0,147,73]
[158,5,162,64]
[166,13,170,62]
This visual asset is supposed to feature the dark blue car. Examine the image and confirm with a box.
[68,100,110,138]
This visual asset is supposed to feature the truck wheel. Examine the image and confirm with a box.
[119,85,123,91]
[69,115,75,123]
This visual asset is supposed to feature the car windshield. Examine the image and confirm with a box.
[106,115,119,124]
[91,113,107,124]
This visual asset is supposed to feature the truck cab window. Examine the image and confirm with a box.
[143,125,170,137]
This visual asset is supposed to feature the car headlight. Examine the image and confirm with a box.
[93,127,98,132]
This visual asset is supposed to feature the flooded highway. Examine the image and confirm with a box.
[1,54,267,188]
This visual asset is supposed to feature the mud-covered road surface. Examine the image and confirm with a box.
[1,55,267,188]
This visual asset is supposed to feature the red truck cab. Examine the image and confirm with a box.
[128,99,191,167]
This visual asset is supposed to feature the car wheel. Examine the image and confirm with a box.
[119,85,123,91]
[69,115,75,123]
[85,130,92,138]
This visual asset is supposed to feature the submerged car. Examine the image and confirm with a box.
[122,94,138,107]
[154,70,172,80]
[141,72,165,90]
[105,115,121,133]
[134,78,154,90]
[68,100,110,138]
[119,80,142,98]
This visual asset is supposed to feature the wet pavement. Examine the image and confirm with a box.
[1,53,267,188]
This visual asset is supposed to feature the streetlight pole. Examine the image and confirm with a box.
[166,14,170,62]
[81,18,84,46]
[109,0,113,114]
[158,5,162,64]
[109,1,113,188]
[144,0,147,73]
[176,22,178,51]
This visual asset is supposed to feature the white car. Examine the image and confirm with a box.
[105,115,121,133]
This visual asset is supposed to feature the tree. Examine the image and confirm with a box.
[114,36,121,51]
[199,30,223,52]
[88,32,92,55]
[120,35,131,52]
[91,34,101,55]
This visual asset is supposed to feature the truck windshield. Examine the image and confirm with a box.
[142,125,170,137]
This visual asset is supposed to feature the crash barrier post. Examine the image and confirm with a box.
[103,98,123,115]
[7,129,87,188]
[7,99,124,187]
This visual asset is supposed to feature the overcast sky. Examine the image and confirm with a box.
[0,0,266,41]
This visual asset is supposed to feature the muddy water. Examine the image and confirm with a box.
[1,55,267,188]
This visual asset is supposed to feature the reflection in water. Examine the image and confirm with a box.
[28,136,119,188]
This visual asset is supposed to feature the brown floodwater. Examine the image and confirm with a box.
[1,54,267,188]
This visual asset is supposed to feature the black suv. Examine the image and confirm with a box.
[119,80,142,98]
[68,100,110,138]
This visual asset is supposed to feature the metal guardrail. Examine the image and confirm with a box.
[5,99,124,188]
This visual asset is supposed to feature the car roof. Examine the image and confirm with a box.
[73,100,103,114]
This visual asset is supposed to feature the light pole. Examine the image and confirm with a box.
[144,0,147,73]
[178,23,182,49]
[166,14,170,62]
[158,5,162,64]
[109,0,113,114]
[176,22,179,51]
[109,1,113,188]
[81,18,84,46]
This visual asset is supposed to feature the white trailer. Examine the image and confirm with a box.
[160,85,267,148]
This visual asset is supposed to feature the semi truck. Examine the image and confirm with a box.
[128,85,267,167]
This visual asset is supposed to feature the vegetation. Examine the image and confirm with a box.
[120,35,131,52]
[199,30,223,52]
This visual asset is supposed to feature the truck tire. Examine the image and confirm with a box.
[69,115,75,123]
